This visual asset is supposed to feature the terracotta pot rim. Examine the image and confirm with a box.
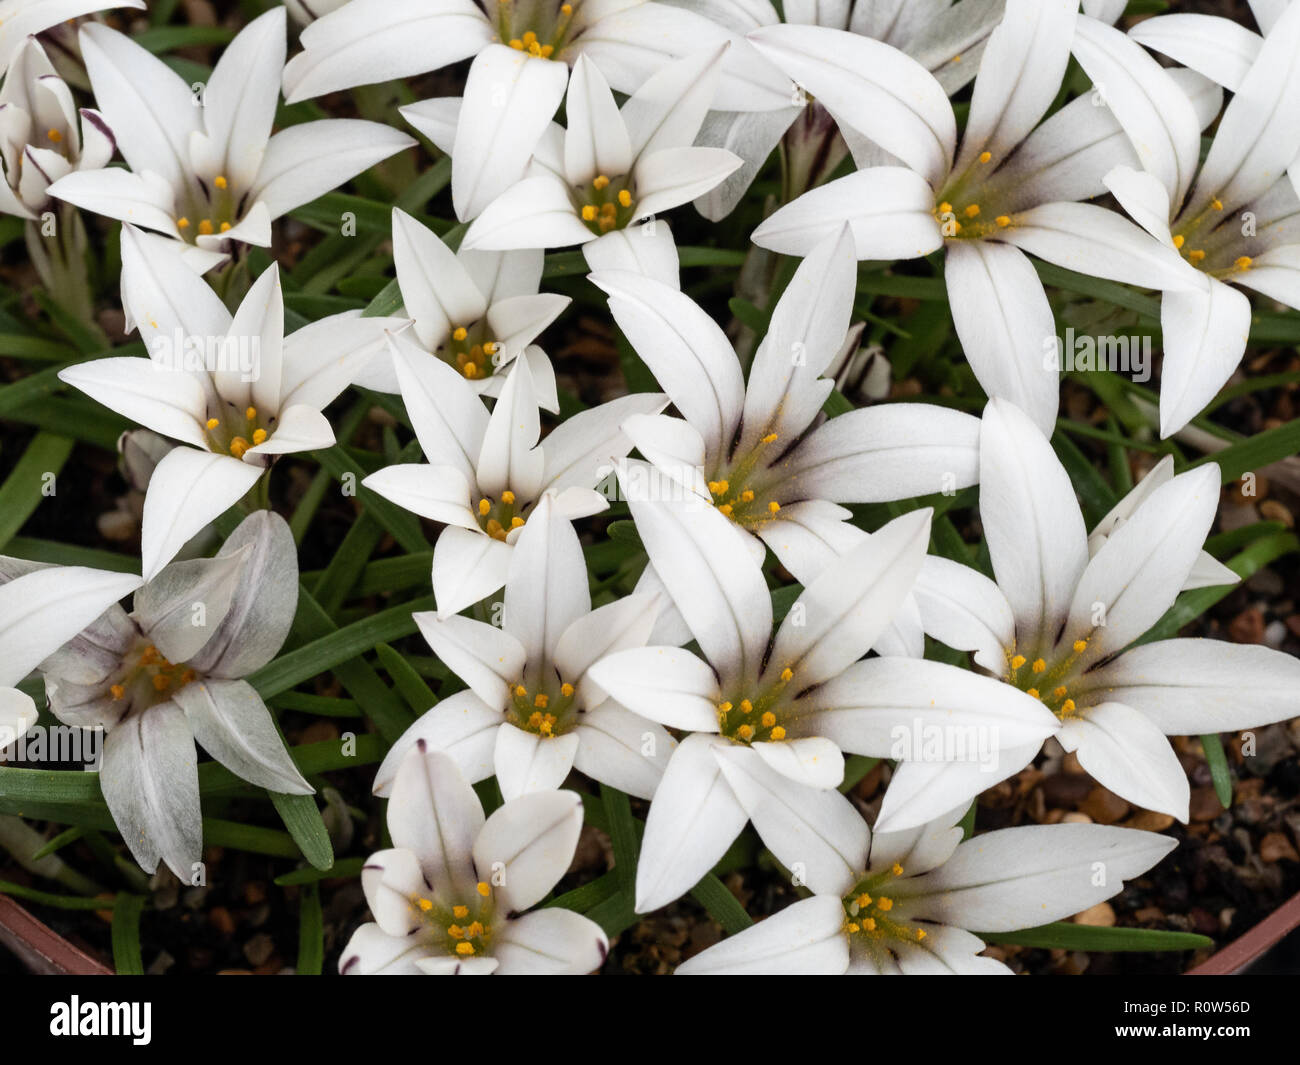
[1185,888,1300,976]
[0,893,111,975]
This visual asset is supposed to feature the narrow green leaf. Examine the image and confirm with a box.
[1201,733,1233,809]
[980,922,1212,952]
[111,893,147,975]
[0,432,74,549]
[601,784,639,896]
[297,883,325,975]
[689,875,753,935]
[270,792,334,871]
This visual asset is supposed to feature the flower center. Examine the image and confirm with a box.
[108,641,198,711]
[1003,641,1090,719]
[577,174,636,235]
[708,433,785,529]
[494,0,581,58]
[176,173,240,244]
[441,322,501,381]
[476,491,527,541]
[842,862,928,944]
[204,404,273,460]
[412,880,496,957]
[716,667,796,744]
[510,675,578,737]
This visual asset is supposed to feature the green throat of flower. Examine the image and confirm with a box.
[510,675,578,738]
[411,880,496,958]
[707,431,785,529]
[715,666,797,744]
[578,173,637,235]
[203,403,274,460]
[493,0,582,58]
[108,640,199,711]
[842,862,928,945]
[176,173,242,244]
[476,491,528,542]
[1004,639,1092,719]
[442,322,502,381]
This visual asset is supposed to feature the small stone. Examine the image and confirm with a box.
[208,906,235,936]
[243,933,274,967]
[1228,607,1266,645]
[1190,786,1224,822]
[1125,810,1175,832]
[1259,831,1299,863]
[1080,786,1129,825]
[1061,811,1093,824]
[1074,902,1116,927]
[1259,499,1294,528]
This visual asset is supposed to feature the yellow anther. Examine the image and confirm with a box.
[486,518,505,539]
[593,175,610,190]
[718,701,732,713]
[452,905,468,918]
[229,436,249,459]
[978,151,991,164]
[206,418,219,430]
[1031,659,1046,674]
[891,863,903,876]
[618,189,632,208]
[863,917,877,931]
[509,38,523,49]
[1235,255,1253,270]
[561,3,572,12]
[1009,654,1026,670]
[714,479,730,493]
[455,942,475,955]
[964,204,981,218]
[1072,639,1087,653]
[739,699,753,714]
[479,498,491,516]
[245,406,257,420]
[452,326,468,342]
[198,219,214,235]
[539,44,554,57]
[464,361,480,379]
[560,682,574,697]
[1188,249,1206,263]
[718,503,733,516]
[847,922,860,933]
[177,217,190,229]
[110,684,125,699]
[768,501,781,514]
[220,222,231,232]
[1052,686,1068,699]
[581,204,597,221]
[515,684,527,697]
[761,711,776,728]
[534,693,549,709]
[214,175,228,190]
[251,429,267,445]
[952,54,962,63]
[477,881,490,897]
[1212,198,1223,210]
[47,128,63,143]
[769,725,786,740]
[740,489,754,503]
[780,667,793,682]
[152,674,170,691]
[417,897,433,912]
[501,490,515,504]
[877,896,893,912]
[939,202,952,214]
[916,928,927,941]
[1027,688,1040,699]
[736,724,754,740]
[1172,234,1185,249]
[855,893,872,908]
[995,215,1011,227]
[510,516,525,529]
[600,202,616,216]
[761,433,778,444]
[483,341,498,355]
[1061,698,1076,715]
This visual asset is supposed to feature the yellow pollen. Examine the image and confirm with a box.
[198,219,214,235]
[509,38,523,49]
[251,429,267,445]
[740,489,754,503]
[952,54,962,63]
[891,863,903,876]
[452,905,468,918]
[479,498,491,516]
[916,928,927,941]
[1052,686,1068,699]
[561,2,572,11]
[600,202,616,216]
[214,175,228,190]
[560,682,574,697]
[1061,698,1076,714]
[229,437,249,459]
[110,684,125,699]
[995,215,1011,227]
[581,205,597,221]
[510,516,524,529]
[245,406,257,419]
[714,479,730,494]
[855,893,872,908]
[540,43,554,57]
[877,896,893,912]
[768,501,781,514]
[1027,687,1040,699]
[736,724,754,740]
[761,433,778,444]
[467,921,484,938]
[769,725,786,740]
[177,217,190,229]
[1072,639,1087,653]
[718,701,732,713]
[206,418,219,430]
[483,341,498,355]
[964,204,981,218]
[452,327,468,342]
[1009,654,1026,669]
[939,202,952,214]
[522,30,537,44]
[477,881,490,897]
[760,711,776,728]
[417,897,433,912]
[220,222,231,232]
[618,189,632,208]
[1212,198,1223,210]
[717,503,733,516]
[847,922,860,933]
[1188,249,1206,263]
[863,917,877,931]
[455,942,475,955]
[1172,234,1185,249]
[47,128,63,143]
[152,674,170,691]
[780,667,793,682]
[501,490,515,504]
[1235,256,1253,271]
[464,362,480,379]
[534,693,549,709]
[739,699,753,714]
[1031,659,1046,674]
[593,175,610,190]
[978,151,991,164]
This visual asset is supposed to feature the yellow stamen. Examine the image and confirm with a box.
[740,489,754,503]
[452,326,468,341]
[995,215,1011,227]
[214,175,228,190]
[717,503,733,516]
[593,175,610,190]
[1061,698,1076,715]
[464,362,479,379]
[964,204,981,218]
[560,682,574,697]
[539,44,554,58]
[110,684,125,699]
[229,437,249,459]
[877,896,893,911]
[452,905,468,918]
[1173,234,1185,249]
[455,942,475,955]
[718,701,732,713]
[739,699,753,714]
[177,217,190,229]
[1052,686,1068,699]
[1235,255,1253,271]
[855,893,872,908]
[939,202,952,214]
[252,429,267,445]
[1031,659,1046,673]
[509,38,523,49]
[152,674,170,691]
[1009,654,1026,669]
[862,917,877,931]
[916,928,927,941]
[198,219,214,236]
[978,151,991,164]
[767,501,780,514]
[534,693,549,709]
[220,222,231,232]
[581,204,597,221]
[477,881,490,897]
[479,498,491,516]
[417,897,433,912]
[780,667,793,682]
[769,725,786,740]
[501,490,515,504]
[761,433,778,444]
[760,711,776,728]
[891,863,903,876]
[1188,249,1206,264]
[245,406,257,420]
[1212,198,1223,210]
[510,516,524,529]
[736,724,754,740]
[47,128,62,143]
[206,418,219,430]
[617,189,632,208]
[1027,688,1040,699]
[515,684,527,697]
[1072,639,1087,653]
[561,3,572,12]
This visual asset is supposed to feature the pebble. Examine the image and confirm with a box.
[1074,902,1116,927]
[1125,811,1175,832]
[1080,786,1129,825]
[1228,607,1266,644]
[1190,787,1225,822]
[1259,831,1299,863]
